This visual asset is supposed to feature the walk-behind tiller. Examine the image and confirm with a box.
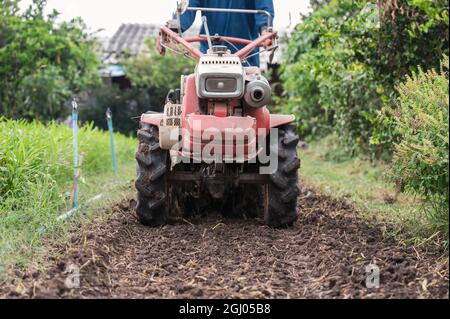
[135,3,300,227]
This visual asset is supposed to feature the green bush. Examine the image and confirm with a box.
[79,86,153,136]
[122,38,195,96]
[281,0,449,157]
[0,0,100,120]
[281,0,390,156]
[385,56,449,236]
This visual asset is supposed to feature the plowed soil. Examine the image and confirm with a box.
[1,188,448,299]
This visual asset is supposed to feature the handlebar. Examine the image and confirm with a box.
[158,6,276,61]
[159,25,277,61]
[185,36,253,46]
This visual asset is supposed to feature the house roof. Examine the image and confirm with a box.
[102,23,200,65]
[105,23,202,55]
[106,24,159,55]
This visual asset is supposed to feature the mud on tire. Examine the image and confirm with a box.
[135,123,168,227]
[266,124,300,228]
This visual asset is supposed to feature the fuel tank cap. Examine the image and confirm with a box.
[210,45,230,56]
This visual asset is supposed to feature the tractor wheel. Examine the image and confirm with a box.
[266,124,301,228]
[135,123,169,227]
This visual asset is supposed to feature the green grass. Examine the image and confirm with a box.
[299,135,442,244]
[0,118,137,277]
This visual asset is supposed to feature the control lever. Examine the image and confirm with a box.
[202,16,213,50]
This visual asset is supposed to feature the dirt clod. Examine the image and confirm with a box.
[1,188,448,299]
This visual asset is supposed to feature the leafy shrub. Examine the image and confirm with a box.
[0,0,100,120]
[79,86,153,136]
[123,38,196,97]
[281,0,390,156]
[385,56,449,236]
[281,0,449,157]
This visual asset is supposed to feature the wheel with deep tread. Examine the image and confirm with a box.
[135,123,169,227]
[266,124,301,228]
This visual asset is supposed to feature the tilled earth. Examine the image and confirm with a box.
[1,188,448,299]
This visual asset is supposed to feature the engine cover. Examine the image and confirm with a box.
[196,55,245,99]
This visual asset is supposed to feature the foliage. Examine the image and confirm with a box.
[0,0,100,120]
[123,38,196,105]
[0,118,136,272]
[377,0,449,82]
[282,0,387,156]
[79,86,152,136]
[384,56,449,236]
[281,0,449,157]
[309,0,332,10]
[0,118,135,202]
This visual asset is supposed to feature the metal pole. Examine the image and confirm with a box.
[202,16,213,50]
[106,108,118,176]
[72,99,79,209]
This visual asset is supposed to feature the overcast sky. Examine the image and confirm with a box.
[20,0,311,37]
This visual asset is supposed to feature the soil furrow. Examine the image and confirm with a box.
[1,188,448,299]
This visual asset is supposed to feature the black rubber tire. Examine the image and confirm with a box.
[266,124,301,228]
[135,123,169,227]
